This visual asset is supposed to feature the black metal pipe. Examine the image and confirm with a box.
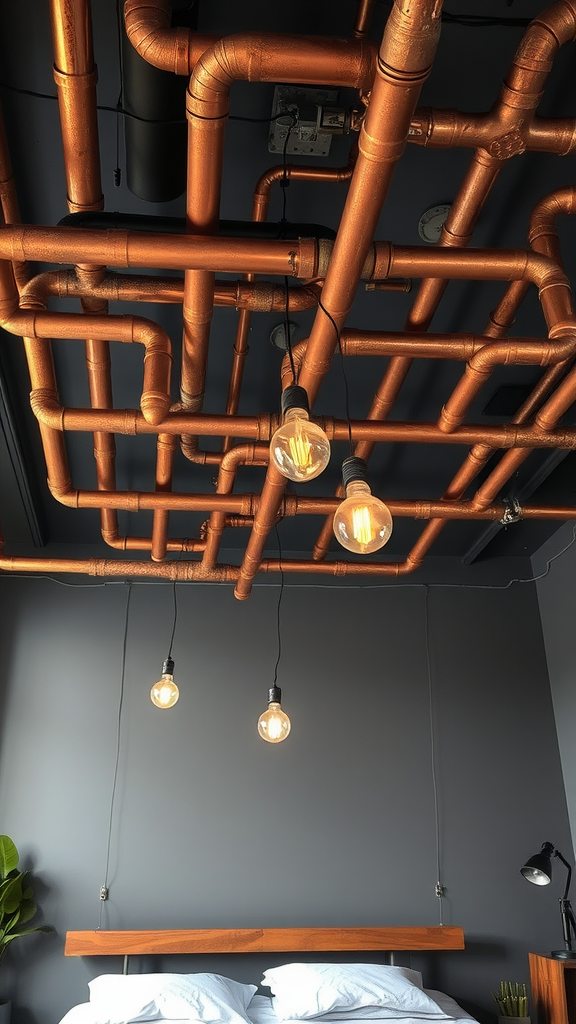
[58,211,337,240]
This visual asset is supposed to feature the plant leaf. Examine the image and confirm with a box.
[0,838,19,879]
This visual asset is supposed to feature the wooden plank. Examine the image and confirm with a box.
[65,926,465,957]
[529,953,576,1024]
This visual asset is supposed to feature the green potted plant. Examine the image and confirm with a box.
[493,982,530,1024]
[0,835,51,1020]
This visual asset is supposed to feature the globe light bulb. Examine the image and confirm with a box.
[270,385,330,482]
[333,456,393,554]
[150,657,179,709]
[257,686,291,743]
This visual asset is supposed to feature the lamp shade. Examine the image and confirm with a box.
[521,842,554,885]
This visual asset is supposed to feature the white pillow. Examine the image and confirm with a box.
[260,965,451,1021]
[88,972,257,1024]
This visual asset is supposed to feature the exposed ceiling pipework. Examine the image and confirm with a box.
[0,0,576,594]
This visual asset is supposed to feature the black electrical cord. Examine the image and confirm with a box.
[167,578,178,660]
[284,275,297,385]
[317,297,354,457]
[0,81,295,126]
[99,581,132,928]
[378,1,531,27]
[272,525,284,688]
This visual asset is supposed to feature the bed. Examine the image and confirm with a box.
[60,928,476,1024]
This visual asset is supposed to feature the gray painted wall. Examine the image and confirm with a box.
[0,577,570,1024]
[534,525,576,861]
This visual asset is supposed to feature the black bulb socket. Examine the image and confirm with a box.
[342,456,368,489]
[162,657,175,676]
[281,385,309,417]
[268,686,282,705]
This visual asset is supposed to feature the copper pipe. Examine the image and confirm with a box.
[29,397,576,450]
[313,1,576,565]
[234,0,444,600]
[123,0,218,75]
[103,535,206,552]
[399,184,576,568]
[151,431,178,561]
[19,267,317,313]
[0,102,30,290]
[1,307,173,427]
[202,444,270,569]
[49,0,103,212]
[353,0,377,39]
[0,225,322,280]
[408,109,576,157]
[181,33,374,462]
[104,536,204,552]
[0,552,238,582]
[438,334,576,434]
[220,151,356,455]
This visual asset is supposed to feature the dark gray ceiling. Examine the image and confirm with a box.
[0,0,574,575]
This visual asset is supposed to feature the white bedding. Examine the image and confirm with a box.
[247,992,475,1024]
[58,989,478,1024]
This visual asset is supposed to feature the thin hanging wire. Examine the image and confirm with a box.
[272,525,285,686]
[114,0,124,187]
[425,585,445,925]
[317,299,354,456]
[279,111,297,232]
[284,275,297,384]
[277,111,298,387]
[99,581,132,928]
[167,579,178,659]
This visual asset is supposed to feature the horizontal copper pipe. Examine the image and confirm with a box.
[0,553,238,581]
[0,226,321,278]
[4,309,172,426]
[20,268,317,313]
[30,397,576,450]
[409,109,576,157]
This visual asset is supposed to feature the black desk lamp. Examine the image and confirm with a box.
[521,841,576,960]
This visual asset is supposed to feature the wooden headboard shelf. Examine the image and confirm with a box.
[65,926,465,957]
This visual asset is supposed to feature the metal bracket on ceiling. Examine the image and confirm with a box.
[500,498,522,525]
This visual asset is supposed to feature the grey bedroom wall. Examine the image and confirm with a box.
[0,575,570,1024]
[533,525,576,862]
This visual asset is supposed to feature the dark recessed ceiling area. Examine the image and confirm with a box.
[0,0,574,592]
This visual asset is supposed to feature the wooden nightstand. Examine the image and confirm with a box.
[529,952,576,1024]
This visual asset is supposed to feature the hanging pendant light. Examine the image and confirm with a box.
[150,582,180,709]
[333,456,393,554]
[150,656,179,709]
[269,385,331,482]
[257,686,291,743]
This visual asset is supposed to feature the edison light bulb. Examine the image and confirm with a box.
[333,456,393,554]
[258,687,291,743]
[150,657,179,709]
[270,385,330,482]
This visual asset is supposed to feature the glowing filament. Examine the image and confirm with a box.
[352,505,373,551]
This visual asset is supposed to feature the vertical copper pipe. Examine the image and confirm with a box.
[0,102,30,290]
[181,36,371,461]
[151,432,178,561]
[202,444,269,568]
[235,0,444,599]
[353,0,376,39]
[49,0,103,213]
[220,151,356,455]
